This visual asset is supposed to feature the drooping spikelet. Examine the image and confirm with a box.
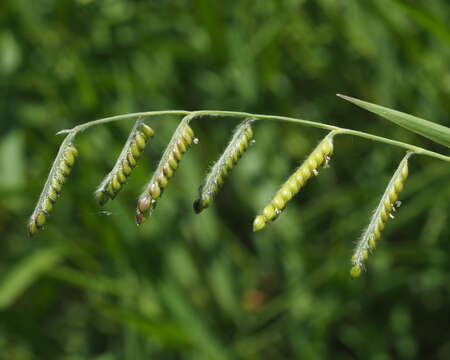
[253,131,337,232]
[28,135,78,236]
[95,118,154,205]
[350,152,412,278]
[136,114,196,225]
[193,119,254,213]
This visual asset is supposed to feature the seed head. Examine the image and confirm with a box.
[136,115,196,224]
[350,152,412,276]
[253,131,336,231]
[28,137,78,236]
[193,119,254,214]
[95,117,154,206]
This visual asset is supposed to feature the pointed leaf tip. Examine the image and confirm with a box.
[338,94,450,148]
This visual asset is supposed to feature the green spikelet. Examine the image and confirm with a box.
[193,119,254,214]
[95,118,154,205]
[350,152,411,278]
[253,131,336,232]
[28,136,78,236]
[136,114,196,225]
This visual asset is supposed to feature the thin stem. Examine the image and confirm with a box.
[56,109,449,162]
[57,110,190,135]
[191,110,449,162]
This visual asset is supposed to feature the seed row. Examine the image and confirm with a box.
[253,132,336,232]
[28,143,78,236]
[194,120,254,214]
[350,152,411,278]
[96,122,154,205]
[136,121,195,225]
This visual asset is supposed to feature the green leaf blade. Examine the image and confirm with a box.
[0,247,63,309]
[337,94,450,148]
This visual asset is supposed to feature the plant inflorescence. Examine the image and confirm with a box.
[28,97,450,277]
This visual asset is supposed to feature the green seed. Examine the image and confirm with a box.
[122,160,132,175]
[139,124,154,139]
[394,178,403,193]
[182,129,193,145]
[369,237,376,250]
[307,157,317,171]
[130,142,141,158]
[363,250,368,261]
[117,169,127,184]
[163,164,173,178]
[203,196,211,207]
[301,166,311,180]
[314,151,324,166]
[28,221,37,236]
[221,166,228,177]
[43,198,53,213]
[288,178,299,194]
[108,182,115,197]
[60,162,71,176]
[281,187,293,201]
[294,172,303,186]
[253,215,266,232]
[112,176,121,191]
[321,140,332,155]
[173,149,182,161]
[97,191,109,206]
[381,209,388,222]
[401,165,408,179]
[157,175,168,188]
[263,205,276,221]
[52,178,62,194]
[374,227,381,240]
[272,194,285,211]
[70,146,78,157]
[149,182,161,199]
[136,133,146,150]
[232,150,239,163]
[216,175,223,186]
[48,188,58,202]
[55,170,66,185]
[127,152,137,167]
[240,136,248,150]
[246,127,253,140]
[36,212,46,228]
[388,189,397,203]
[350,265,361,278]
[177,140,186,153]
[168,154,178,170]
[186,125,194,138]
[226,158,234,170]
[65,151,75,167]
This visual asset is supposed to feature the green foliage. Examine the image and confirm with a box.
[1,0,449,359]
[338,94,450,147]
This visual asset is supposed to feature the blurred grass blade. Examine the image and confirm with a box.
[389,0,450,46]
[337,94,450,148]
[0,247,63,309]
[159,282,231,360]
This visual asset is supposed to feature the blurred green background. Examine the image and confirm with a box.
[1,0,449,359]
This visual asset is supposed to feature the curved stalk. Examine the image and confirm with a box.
[55,110,449,162]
